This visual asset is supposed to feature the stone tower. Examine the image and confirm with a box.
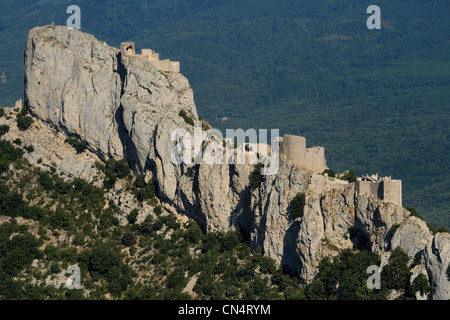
[282,134,306,166]
[120,42,135,56]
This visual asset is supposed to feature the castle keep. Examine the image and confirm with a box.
[120,42,180,73]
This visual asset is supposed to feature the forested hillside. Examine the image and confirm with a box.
[0,0,448,227]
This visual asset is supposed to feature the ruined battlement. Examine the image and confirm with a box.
[355,174,402,206]
[120,42,180,73]
[278,134,327,174]
[308,174,349,194]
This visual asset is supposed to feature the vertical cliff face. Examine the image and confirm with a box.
[24,25,251,233]
[23,26,449,299]
[24,26,124,160]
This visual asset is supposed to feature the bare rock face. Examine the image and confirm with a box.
[296,184,356,281]
[250,162,309,269]
[424,233,450,300]
[24,26,124,160]
[354,195,410,254]
[391,216,433,259]
[24,25,250,233]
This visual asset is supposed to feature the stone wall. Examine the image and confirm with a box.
[308,174,348,194]
[355,177,402,206]
[120,42,180,73]
[306,147,327,173]
[381,179,402,207]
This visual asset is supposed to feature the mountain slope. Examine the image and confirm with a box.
[0,0,448,228]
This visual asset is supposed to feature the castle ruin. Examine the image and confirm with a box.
[278,134,327,174]
[355,173,402,206]
[275,134,403,206]
[120,42,180,73]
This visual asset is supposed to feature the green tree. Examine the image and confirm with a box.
[322,168,335,177]
[16,115,34,131]
[340,171,356,182]
[65,137,88,153]
[0,124,9,136]
[290,193,305,219]
[127,209,139,224]
[304,280,326,300]
[382,247,411,291]
[122,231,136,247]
[89,244,122,276]
[409,274,431,297]
[249,163,264,189]
[38,171,54,191]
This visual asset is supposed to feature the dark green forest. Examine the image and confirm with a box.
[0,0,448,228]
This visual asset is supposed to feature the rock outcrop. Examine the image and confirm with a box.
[22,25,450,299]
[24,25,250,233]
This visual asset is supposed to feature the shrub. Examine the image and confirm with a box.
[290,193,305,219]
[249,163,264,189]
[89,244,122,275]
[304,280,326,300]
[153,205,162,216]
[0,140,23,173]
[122,231,136,247]
[135,178,156,202]
[23,144,34,153]
[322,168,335,177]
[409,274,431,296]
[0,124,9,136]
[65,137,88,153]
[260,256,277,274]
[0,107,4,117]
[128,209,139,224]
[179,109,195,126]
[185,221,204,244]
[13,138,21,145]
[404,207,424,220]
[341,170,356,182]
[220,230,240,252]
[38,171,54,191]
[104,158,130,188]
[389,224,400,236]
[16,115,34,131]
[382,247,411,290]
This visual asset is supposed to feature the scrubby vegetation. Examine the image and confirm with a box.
[322,168,335,178]
[0,125,9,136]
[304,247,432,300]
[179,109,195,126]
[0,138,303,299]
[290,193,305,219]
[16,114,34,131]
[65,137,88,154]
[249,163,264,190]
[0,137,442,300]
[340,171,356,183]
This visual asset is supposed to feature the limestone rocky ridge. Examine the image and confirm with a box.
[22,26,449,299]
